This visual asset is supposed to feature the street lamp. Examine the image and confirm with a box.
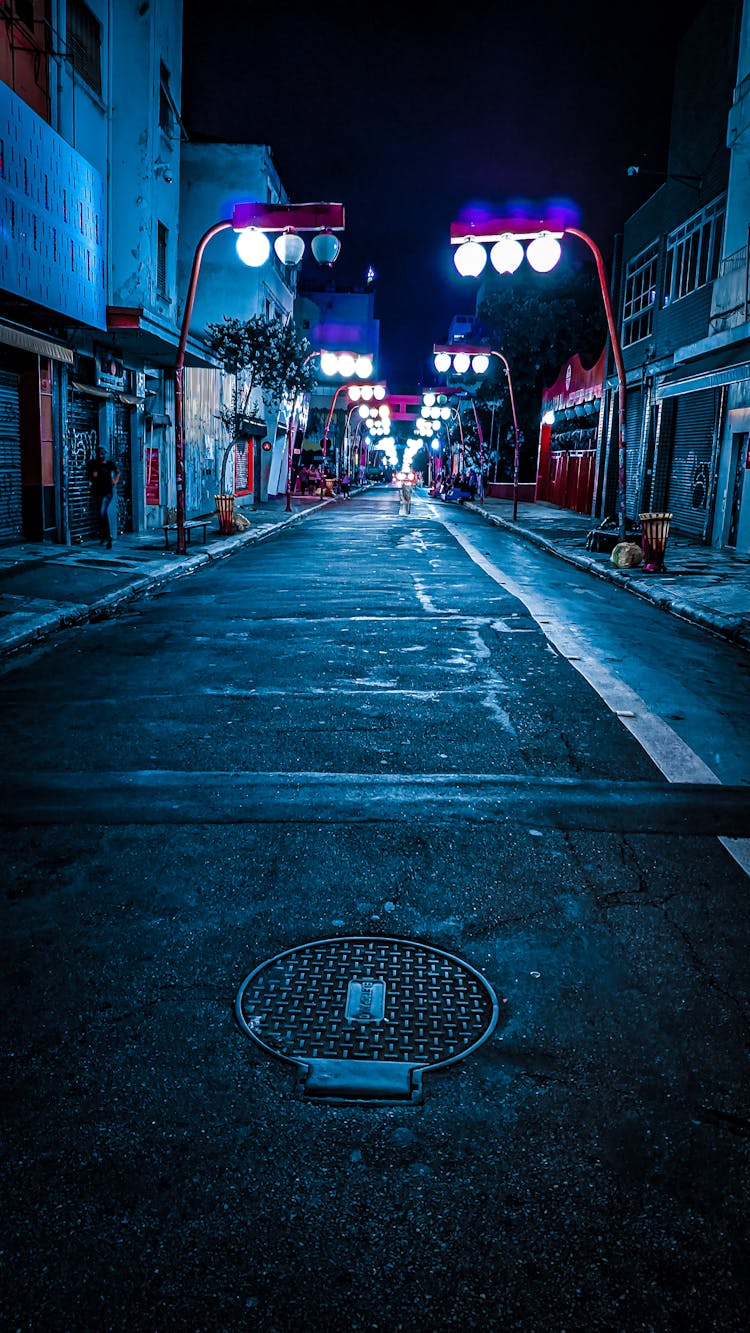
[173,201,344,554]
[434,343,519,516]
[449,216,627,539]
[320,382,387,496]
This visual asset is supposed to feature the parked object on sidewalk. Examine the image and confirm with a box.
[215,493,235,535]
[611,541,644,569]
[586,515,642,554]
[640,512,673,574]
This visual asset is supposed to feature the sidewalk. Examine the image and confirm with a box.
[463,497,750,650]
[0,490,748,658]
[0,493,334,658]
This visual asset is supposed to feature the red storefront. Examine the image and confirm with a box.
[536,350,605,516]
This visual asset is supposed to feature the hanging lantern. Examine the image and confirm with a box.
[311,230,341,266]
[273,230,305,266]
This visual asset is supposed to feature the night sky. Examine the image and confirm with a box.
[182,0,706,393]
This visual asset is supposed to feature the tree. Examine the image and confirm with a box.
[205,315,317,492]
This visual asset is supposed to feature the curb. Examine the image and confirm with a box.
[464,502,750,652]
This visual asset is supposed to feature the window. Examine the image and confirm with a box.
[623,242,659,346]
[159,62,173,135]
[663,196,726,306]
[67,0,102,97]
[156,222,168,296]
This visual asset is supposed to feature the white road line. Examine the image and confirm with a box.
[436,511,750,877]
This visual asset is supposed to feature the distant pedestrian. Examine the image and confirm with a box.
[87,446,119,548]
[400,479,412,514]
[341,471,350,498]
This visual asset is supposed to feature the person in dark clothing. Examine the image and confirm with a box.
[88,447,119,548]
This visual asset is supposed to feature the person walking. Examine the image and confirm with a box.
[87,446,119,548]
[341,471,351,499]
[400,478,412,515]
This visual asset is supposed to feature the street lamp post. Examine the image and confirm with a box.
[173,201,344,554]
[434,344,521,517]
[449,217,628,539]
[320,382,387,498]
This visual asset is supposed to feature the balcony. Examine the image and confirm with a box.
[709,245,749,337]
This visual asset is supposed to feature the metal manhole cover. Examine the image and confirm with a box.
[235,936,499,1104]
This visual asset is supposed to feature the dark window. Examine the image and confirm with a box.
[663,196,725,305]
[159,62,173,135]
[622,242,658,346]
[157,222,168,296]
[13,1,36,30]
[67,0,102,97]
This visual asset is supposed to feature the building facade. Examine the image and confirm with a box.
[603,0,749,552]
[0,0,203,544]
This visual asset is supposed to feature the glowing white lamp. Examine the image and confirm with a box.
[452,352,471,374]
[373,385,386,400]
[542,409,555,425]
[311,230,341,266]
[358,404,370,418]
[453,239,488,277]
[355,356,373,378]
[236,228,271,267]
[440,406,451,420]
[360,385,374,401]
[337,353,355,378]
[526,233,562,273]
[423,392,436,407]
[320,352,339,376]
[434,352,451,373]
[273,230,305,266]
[348,385,362,401]
[471,354,490,374]
[490,235,524,274]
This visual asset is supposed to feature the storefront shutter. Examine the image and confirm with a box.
[113,402,133,534]
[66,391,100,543]
[626,388,644,519]
[666,389,716,537]
[0,369,22,540]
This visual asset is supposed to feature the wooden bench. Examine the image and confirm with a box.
[163,519,210,549]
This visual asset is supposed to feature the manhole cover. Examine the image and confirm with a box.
[235,936,499,1103]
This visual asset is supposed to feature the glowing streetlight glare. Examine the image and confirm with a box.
[320,352,339,376]
[489,235,524,274]
[355,356,373,378]
[440,406,451,419]
[358,404,369,418]
[542,409,555,425]
[452,352,471,374]
[526,233,562,273]
[423,392,436,407]
[373,385,386,400]
[236,227,271,267]
[337,353,355,378]
[434,352,451,373]
[453,238,487,278]
[348,384,362,401]
[471,354,490,374]
[361,385,374,401]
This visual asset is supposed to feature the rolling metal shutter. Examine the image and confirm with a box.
[113,402,133,534]
[666,389,716,537]
[625,388,644,519]
[0,369,23,540]
[66,391,100,543]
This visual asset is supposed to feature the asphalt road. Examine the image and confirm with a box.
[2,488,748,1332]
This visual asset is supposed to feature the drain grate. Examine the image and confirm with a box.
[235,935,499,1103]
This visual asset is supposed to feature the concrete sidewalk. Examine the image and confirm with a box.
[0,493,334,658]
[1,488,748,658]
[462,496,750,651]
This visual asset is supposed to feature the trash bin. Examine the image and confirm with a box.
[639,512,672,573]
[215,493,235,535]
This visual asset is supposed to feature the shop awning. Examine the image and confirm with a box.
[0,320,74,363]
[655,351,750,400]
